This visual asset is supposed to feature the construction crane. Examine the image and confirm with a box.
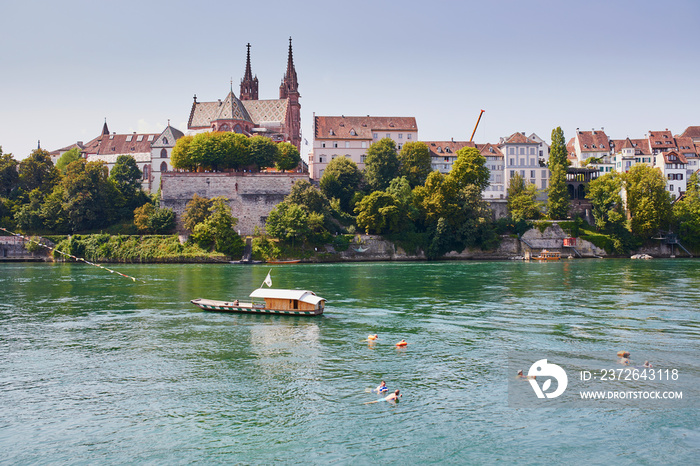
[469,109,485,142]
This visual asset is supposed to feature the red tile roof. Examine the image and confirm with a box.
[501,132,538,145]
[83,133,158,156]
[422,140,476,157]
[314,116,417,140]
[477,143,503,157]
[576,130,610,152]
[680,126,700,139]
[648,130,676,150]
[662,151,687,164]
[674,136,697,156]
[610,138,650,155]
[566,137,577,160]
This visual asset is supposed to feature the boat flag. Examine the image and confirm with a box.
[264,271,272,287]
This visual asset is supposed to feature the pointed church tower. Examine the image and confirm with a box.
[280,37,301,149]
[240,43,258,101]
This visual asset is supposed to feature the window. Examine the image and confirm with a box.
[333,142,338,148]
[163,137,168,144]
[126,135,133,142]
[361,141,367,148]
[398,134,403,139]
[407,134,412,139]
[510,170,515,178]
[542,170,547,179]
[509,158,514,166]
[530,158,535,166]
[361,155,366,163]
[530,170,535,178]
[519,148,525,155]
[160,148,167,158]
[345,142,350,148]
[137,135,144,142]
[148,135,155,142]
[520,158,525,165]
[669,184,674,191]
[319,156,324,163]
[386,133,390,138]
[529,147,535,155]
[398,144,402,150]
[160,162,167,172]
[332,155,337,159]
[321,142,326,148]
[373,133,378,139]
[539,150,543,157]
[143,164,150,180]
[350,129,356,136]
[541,179,547,189]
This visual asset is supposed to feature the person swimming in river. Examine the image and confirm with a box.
[366,334,378,341]
[617,351,631,365]
[365,389,401,404]
[516,370,535,380]
[372,381,388,393]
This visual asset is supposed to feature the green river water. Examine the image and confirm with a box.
[1,260,698,464]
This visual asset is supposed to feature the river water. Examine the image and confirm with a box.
[1,260,698,464]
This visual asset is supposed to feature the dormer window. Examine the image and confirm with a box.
[445,147,451,153]
[600,144,605,148]
[137,135,144,142]
[663,134,669,138]
[350,129,357,136]
[592,144,596,148]
[126,135,133,142]
[437,147,443,153]
[329,129,335,136]
[584,144,588,148]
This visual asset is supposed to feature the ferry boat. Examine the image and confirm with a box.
[535,250,561,261]
[191,288,326,316]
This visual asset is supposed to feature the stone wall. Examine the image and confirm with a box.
[160,172,310,235]
[0,237,48,261]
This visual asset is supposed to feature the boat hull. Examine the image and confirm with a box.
[190,298,323,316]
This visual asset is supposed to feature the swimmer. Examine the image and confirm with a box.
[396,339,408,347]
[367,334,378,341]
[643,361,653,368]
[365,390,401,404]
[372,381,388,393]
[516,369,535,380]
[617,351,631,365]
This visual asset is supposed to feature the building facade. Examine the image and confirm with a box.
[500,132,549,194]
[309,115,418,180]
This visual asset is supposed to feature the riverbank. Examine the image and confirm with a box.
[5,224,694,264]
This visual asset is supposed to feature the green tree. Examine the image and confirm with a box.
[355,191,401,235]
[109,155,142,199]
[248,135,277,171]
[171,134,195,170]
[18,149,60,196]
[133,203,155,232]
[285,180,330,215]
[148,207,176,234]
[364,138,400,191]
[0,147,19,196]
[275,142,301,172]
[549,127,569,167]
[625,164,672,238]
[14,189,44,232]
[41,186,69,233]
[586,172,625,233]
[182,194,213,231]
[55,147,81,173]
[546,163,570,219]
[319,157,362,213]
[507,173,541,222]
[219,132,251,169]
[673,172,700,248]
[398,141,431,187]
[265,202,311,244]
[61,160,118,231]
[450,146,490,191]
[190,197,243,257]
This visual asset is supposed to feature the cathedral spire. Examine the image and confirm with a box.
[102,118,109,136]
[280,37,299,99]
[239,42,258,101]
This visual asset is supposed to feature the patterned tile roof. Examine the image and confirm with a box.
[152,125,185,148]
[575,130,610,152]
[243,99,287,124]
[422,140,476,157]
[477,143,503,157]
[88,152,152,164]
[188,101,220,129]
[500,132,539,145]
[214,91,253,123]
[315,116,417,140]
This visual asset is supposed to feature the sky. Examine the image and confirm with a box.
[1,0,699,160]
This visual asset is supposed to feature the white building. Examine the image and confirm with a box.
[571,128,613,173]
[309,115,418,180]
[499,132,549,194]
[655,150,687,199]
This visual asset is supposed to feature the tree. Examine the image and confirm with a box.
[285,180,330,215]
[319,157,362,213]
[61,159,118,231]
[190,197,243,257]
[450,146,490,191]
[586,172,625,233]
[41,186,69,233]
[546,163,569,219]
[219,132,251,169]
[0,148,19,196]
[625,164,672,238]
[18,149,60,196]
[398,141,431,187]
[355,191,401,235]
[133,203,154,232]
[182,193,213,231]
[109,155,142,199]
[364,138,400,191]
[55,148,81,173]
[171,134,195,170]
[14,189,44,232]
[549,127,569,168]
[275,142,301,172]
[248,135,277,171]
[507,173,541,221]
[148,207,176,234]
[673,172,700,249]
[265,202,312,244]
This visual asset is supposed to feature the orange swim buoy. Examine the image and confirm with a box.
[368,334,378,341]
[396,339,407,347]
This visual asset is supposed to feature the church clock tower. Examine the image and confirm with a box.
[280,37,301,149]
[239,43,258,101]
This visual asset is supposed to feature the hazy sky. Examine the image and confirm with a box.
[1,0,698,160]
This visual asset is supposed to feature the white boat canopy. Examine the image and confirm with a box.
[249,288,325,305]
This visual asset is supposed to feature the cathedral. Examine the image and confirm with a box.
[187,39,301,150]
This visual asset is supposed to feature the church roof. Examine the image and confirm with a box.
[189,101,221,129]
[214,91,253,123]
[243,99,288,124]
